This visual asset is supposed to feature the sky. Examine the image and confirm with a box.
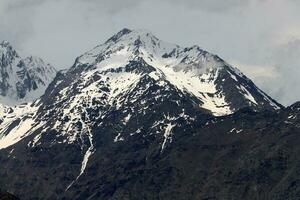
[0,0,300,106]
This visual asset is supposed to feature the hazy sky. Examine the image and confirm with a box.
[1,0,300,105]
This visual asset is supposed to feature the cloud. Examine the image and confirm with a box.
[79,0,251,13]
[166,0,251,12]
[266,38,300,105]
[231,37,300,106]
[229,61,279,79]
[0,0,54,48]
[5,0,48,9]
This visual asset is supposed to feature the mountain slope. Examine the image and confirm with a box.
[0,41,57,105]
[2,103,300,200]
[60,104,300,200]
[0,29,292,200]
[0,191,19,200]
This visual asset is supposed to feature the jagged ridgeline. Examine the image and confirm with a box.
[0,41,57,105]
[2,29,300,200]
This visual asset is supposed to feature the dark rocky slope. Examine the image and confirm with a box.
[1,104,300,200]
[0,192,19,200]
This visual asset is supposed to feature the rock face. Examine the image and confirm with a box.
[0,41,57,105]
[2,29,299,200]
[0,191,19,200]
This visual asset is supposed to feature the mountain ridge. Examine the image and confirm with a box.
[0,41,57,105]
[72,28,282,114]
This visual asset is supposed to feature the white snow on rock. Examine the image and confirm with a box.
[161,122,176,151]
[0,41,57,105]
[0,102,41,149]
[69,29,279,116]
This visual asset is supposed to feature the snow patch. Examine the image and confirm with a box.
[161,123,176,151]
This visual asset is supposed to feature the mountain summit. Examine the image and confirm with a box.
[72,28,281,115]
[0,41,57,105]
[1,29,294,200]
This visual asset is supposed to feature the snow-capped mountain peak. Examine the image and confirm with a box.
[0,29,282,151]
[75,28,230,76]
[0,40,9,45]
[0,40,14,49]
[0,41,20,65]
[74,28,169,68]
[105,28,159,44]
[72,28,280,116]
[0,41,57,105]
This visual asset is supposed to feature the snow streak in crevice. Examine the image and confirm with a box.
[66,108,95,191]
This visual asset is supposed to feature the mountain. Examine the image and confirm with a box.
[0,41,57,105]
[72,28,281,115]
[1,29,297,200]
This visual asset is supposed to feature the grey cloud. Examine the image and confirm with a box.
[5,0,48,9]
[0,1,36,47]
[8,0,252,14]
[267,38,300,105]
[167,0,251,12]
[244,37,300,106]
[76,0,251,14]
